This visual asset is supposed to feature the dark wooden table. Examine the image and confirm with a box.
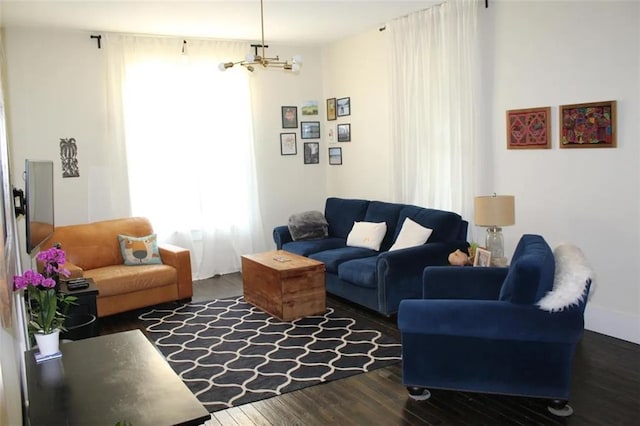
[25,330,210,426]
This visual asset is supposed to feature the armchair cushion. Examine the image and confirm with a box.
[499,234,555,304]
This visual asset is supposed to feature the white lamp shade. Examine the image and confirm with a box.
[474,195,515,227]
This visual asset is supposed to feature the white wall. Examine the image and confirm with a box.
[485,0,640,342]
[322,29,392,201]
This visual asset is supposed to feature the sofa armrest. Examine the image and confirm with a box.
[422,266,507,300]
[375,241,469,315]
[159,244,193,299]
[63,262,84,279]
[273,225,293,249]
[398,299,585,343]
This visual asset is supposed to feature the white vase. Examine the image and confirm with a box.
[34,329,61,356]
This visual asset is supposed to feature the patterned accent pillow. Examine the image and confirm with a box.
[118,233,163,265]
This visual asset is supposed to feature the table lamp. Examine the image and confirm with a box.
[474,194,515,265]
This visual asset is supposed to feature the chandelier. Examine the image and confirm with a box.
[218,0,302,73]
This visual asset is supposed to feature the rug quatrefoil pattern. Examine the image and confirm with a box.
[139,296,401,412]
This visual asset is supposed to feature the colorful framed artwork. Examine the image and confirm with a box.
[327,98,337,121]
[337,97,350,117]
[506,106,551,149]
[280,133,297,155]
[281,106,298,129]
[337,123,351,142]
[304,142,319,164]
[559,100,616,148]
[328,147,342,165]
[301,121,320,139]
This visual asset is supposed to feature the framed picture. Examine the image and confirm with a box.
[337,97,350,117]
[473,248,492,267]
[506,106,551,149]
[281,106,298,129]
[302,100,318,116]
[280,133,297,155]
[326,125,335,143]
[559,100,617,148]
[304,142,319,164]
[327,98,337,121]
[301,121,320,139]
[337,123,351,142]
[328,147,342,165]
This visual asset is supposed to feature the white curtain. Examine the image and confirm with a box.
[105,35,266,279]
[387,0,479,223]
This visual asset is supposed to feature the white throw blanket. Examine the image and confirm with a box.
[536,243,595,312]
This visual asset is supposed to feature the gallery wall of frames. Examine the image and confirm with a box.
[279,96,352,166]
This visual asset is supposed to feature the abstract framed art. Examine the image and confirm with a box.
[506,106,551,149]
[559,100,616,148]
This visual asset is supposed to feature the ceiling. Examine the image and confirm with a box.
[0,0,440,45]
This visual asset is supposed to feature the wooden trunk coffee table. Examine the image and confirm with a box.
[241,250,326,321]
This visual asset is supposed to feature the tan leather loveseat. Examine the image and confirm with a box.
[42,217,193,317]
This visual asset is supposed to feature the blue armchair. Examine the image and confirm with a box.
[397,234,593,417]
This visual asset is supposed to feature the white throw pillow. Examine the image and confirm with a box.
[346,221,387,251]
[389,218,433,251]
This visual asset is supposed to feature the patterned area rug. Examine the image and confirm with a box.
[139,296,401,412]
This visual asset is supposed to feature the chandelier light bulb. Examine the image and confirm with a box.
[246,53,255,62]
[218,62,234,71]
[292,55,303,65]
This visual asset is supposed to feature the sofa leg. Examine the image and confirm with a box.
[547,399,574,417]
[407,386,431,401]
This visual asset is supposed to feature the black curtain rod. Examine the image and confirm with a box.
[90,34,102,49]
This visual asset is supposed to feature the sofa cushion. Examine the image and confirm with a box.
[337,256,379,289]
[395,206,462,243]
[84,264,177,297]
[118,234,163,265]
[282,237,346,256]
[325,198,369,239]
[346,221,387,251]
[309,246,378,274]
[389,217,433,251]
[363,201,406,251]
[499,234,555,304]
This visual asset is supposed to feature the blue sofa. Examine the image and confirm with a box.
[273,197,469,315]
[398,234,593,416]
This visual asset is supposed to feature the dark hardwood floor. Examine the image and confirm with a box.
[99,273,640,425]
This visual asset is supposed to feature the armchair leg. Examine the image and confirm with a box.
[547,399,574,417]
[407,386,431,401]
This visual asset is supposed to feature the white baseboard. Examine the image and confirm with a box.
[585,304,640,344]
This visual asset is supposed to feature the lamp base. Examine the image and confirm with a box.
[485,226,504,260]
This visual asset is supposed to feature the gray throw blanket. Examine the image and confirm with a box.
[288,210,328,241]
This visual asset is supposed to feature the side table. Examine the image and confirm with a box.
[60,278,99,340]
